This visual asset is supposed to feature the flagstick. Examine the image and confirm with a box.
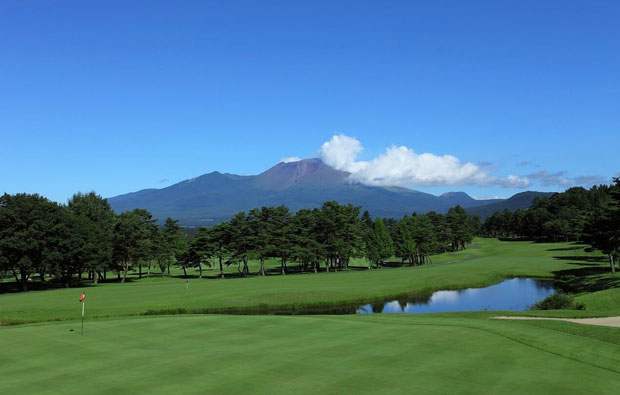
[81,301,85,335]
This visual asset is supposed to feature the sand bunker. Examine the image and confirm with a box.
[492,316,620,328]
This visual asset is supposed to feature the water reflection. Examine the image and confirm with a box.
[356,278,555,314]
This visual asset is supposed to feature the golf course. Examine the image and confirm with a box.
[4,1,620,393]
[2,238,620,394]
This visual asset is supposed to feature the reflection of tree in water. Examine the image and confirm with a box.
[357,304,373,314]
[402,293,433,308]
[355,279,557,314]
[372,303,384,313]
[533,280,555,290]
[362,293,435,314]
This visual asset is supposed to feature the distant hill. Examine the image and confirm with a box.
[108,158,544,225]
[465,191,556,218]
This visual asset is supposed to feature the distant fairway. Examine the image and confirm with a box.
[1,314,620,394]
[3,238,616,325]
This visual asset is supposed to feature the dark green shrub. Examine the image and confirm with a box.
[532,293,576,310]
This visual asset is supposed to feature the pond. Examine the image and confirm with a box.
[356,278,556,314]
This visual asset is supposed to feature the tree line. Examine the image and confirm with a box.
[0,192,477,291]
[0,192,170,290]
[482,178,620,272]
[186,204,477,277]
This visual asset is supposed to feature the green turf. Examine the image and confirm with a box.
[1,314,619,394]
[2,238,619,393]
[0,238,614,325]
[576,288,620,311]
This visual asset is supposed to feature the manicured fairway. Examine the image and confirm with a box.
[1,238,612,325]
[1,314,619,394]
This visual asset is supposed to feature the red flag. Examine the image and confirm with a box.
[79,291,85,302]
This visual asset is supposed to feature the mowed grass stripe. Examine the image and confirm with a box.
[326,314,620,374]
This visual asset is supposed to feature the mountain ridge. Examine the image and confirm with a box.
[465,191,556,218]
[108,158,550,225]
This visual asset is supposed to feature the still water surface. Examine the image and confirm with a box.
[356,278,555,314]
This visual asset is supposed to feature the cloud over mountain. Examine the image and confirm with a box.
[280,156,302,163]
[526,171,608,188]
[319,134,530,188]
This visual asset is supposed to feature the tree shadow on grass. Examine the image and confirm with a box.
[550,251,617,293]
[496,237,579,244]
[382,261,406,268]
[552,265,620,293]
[0,278,117,294]
[547,246,584,252]
[553,255,608,263]
[560,261,605,267]
[0,281,63,294]
[497,237,533,242]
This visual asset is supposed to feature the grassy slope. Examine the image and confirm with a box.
[576,288,620,310]
[1,238,616,325]
[1,315,619,394]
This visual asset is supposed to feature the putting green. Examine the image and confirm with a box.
[1,315,619,394]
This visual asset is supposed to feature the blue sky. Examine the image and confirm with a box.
[1,0,618,202]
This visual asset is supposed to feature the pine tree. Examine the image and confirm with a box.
[228,211,252,276]
[66,192,115,283]
[365,218,394,268]
[113,209,157,282]
[584,178,620,273]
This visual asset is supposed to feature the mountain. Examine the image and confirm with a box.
[254,158,350,190]
[108,158,540,225]
[465,191,556,218]
[438,192,493,207]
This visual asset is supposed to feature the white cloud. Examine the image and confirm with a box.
[319,134,530,188]
[474,195,507,200]
[526,171,569,187]
[430,290,459,303]
[280,156,301,163]
[320,134,366,172]
[526,172,608,188]
[500,174,531,188]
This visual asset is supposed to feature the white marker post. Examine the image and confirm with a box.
[79,291,86,335]
[81,300,85,335]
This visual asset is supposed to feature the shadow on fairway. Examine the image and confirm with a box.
[553,255,607,263]
[0,279,105,294]
[547,246,584,252]
[552,263,620,293]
